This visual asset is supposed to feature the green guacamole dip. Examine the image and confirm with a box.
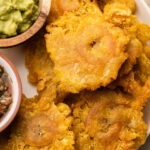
[0,0,39,38]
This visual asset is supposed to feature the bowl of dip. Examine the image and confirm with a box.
[0,52,22,132]
[0,0,51,47]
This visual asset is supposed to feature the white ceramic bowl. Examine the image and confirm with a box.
[0,53,22,132]
[0,0,51,48]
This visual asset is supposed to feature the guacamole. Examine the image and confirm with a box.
[0,0,39,38]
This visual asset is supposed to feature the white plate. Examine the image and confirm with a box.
[0,46,37,98]
[0,0,150,135]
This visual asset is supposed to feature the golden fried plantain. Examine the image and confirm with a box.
[45,9,129,93]
[98,0,136,12]
[70,89,148,150]
[47,0,101,22]
[103,3,133,27]
[25,29,67,102]
[7,95,74,150]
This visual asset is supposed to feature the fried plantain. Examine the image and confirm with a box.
[45,9,129,93]
[7,95,74,150]
[70,89,148,150]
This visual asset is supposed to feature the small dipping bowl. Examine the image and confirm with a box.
[0,0,51,48]
[0,53,22,132]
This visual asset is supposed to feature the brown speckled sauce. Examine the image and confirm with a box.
[0,65,12,119]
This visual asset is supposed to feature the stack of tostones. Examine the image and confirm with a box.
[1,0,150,149]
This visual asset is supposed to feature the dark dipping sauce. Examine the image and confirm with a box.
[0,65,12,118]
